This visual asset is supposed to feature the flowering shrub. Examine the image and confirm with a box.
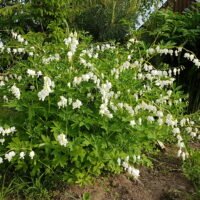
[0,30,200,184]
[141,1,200,112]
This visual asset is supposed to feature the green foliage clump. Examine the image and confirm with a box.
[183,150,200,199]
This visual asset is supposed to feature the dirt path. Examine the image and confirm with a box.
[52,148,195,200]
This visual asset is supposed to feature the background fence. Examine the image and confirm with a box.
[172,0,195,12]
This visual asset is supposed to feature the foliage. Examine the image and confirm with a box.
[183,149,200,199]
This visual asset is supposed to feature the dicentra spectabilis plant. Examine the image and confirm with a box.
[0,30,199,184]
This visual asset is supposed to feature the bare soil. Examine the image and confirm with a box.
[51,147,195,200]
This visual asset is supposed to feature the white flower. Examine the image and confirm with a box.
[0,157,3,164]
[72,99,82,109]
[17,35,24,43]
[128,166,132,174]
[177,141,185,148]
[10,84,20,99]
[190,121,195,125]
[110,102,117,112]
[138,118,142,125]
[20,152,25,159]
[130,120,136,127]
[30,85,35,90]
[17,48,24,53]
[189,54,194,61]
[0,41,4,49]
[3,95,8,102]
[5,151,16,162]
[0,138,5,144]
[27,69,36,77]
[177,134,183,141]
[182,152,186,161]
[99,103,113,118]
[44,76,55,89]
[133,155,137,162]
[11,31,18,39]
[147,116,154,122]
[7,47,11,53]
[122,161,128,170]
[13,49,17,54]
[125,156,129,162]
[37,71,42,77]
[38,89,50,101]
[118,103,124,109]
[29,151,35,159]
[180,118,186,127]
[0,127,3,134]
[57,133,68,147]
[177,149,182,157]
[73,77,82,86]
[17,76,22,81]
[67,51,73,61]
[0,81,5,87]
[172,127,180,135]
[190,132,197,138]
[130,167,140,179]
[67,82,71,88]
[57,96,67,109]
[178,47,182,52]
[29,52,34,56]
[157,118,163,125]
[117,158,121,166]
[82,74,90,82]
[147,48,155,55]
[64,37,71,45]
[156,111,163,118]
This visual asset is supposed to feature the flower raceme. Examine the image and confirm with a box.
[0,126,16,136]
[57,97,82,110]
[64,32,79,62]
[117,156,140,179]
[27,69,42,78]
